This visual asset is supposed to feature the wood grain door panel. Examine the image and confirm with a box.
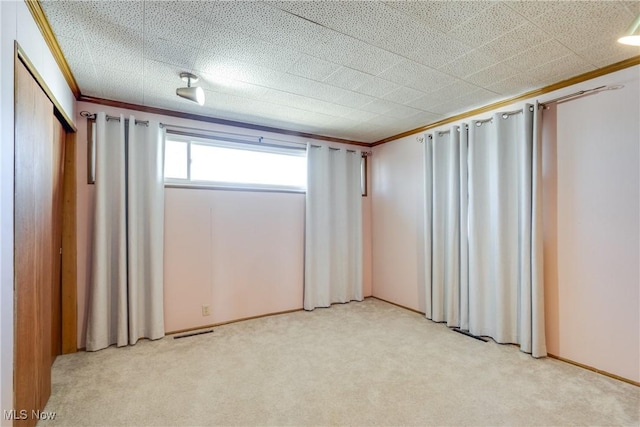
[14,58,61,427]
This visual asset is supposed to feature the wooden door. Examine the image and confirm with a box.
[14,58,63,426]
[51,121,65,362]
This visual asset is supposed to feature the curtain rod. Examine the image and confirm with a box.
[80,111,371,156]
[419,84,622,143]
[540,84,623,108]
[423,107,531,140]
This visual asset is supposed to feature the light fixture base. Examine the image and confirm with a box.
[180,72,199,84]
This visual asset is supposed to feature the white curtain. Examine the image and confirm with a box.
[423,104,545,357]
[86,113,166,351]
[304,145,363,310]
[423,127,469,328]
[467,104,545,357]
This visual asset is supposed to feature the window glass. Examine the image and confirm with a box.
[164,140,188,180]
[164,135,306,191]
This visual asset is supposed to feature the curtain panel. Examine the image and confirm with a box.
[86,113,166,351]
[424,104,546,357]
[304,145,363,310]
[423,127,469,328]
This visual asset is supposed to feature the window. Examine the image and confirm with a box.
[164,135,307,191]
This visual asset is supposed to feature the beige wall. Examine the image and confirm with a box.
[371,65,640,383]
[75,101,373,348]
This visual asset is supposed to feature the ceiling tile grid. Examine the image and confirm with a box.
[447,2,528,48]
[40,0,640,143]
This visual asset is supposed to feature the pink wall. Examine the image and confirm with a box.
[75,101,372,348]
[163,188,304,332]
[543,68,639,382]
[371,135,425,312]
[371,66,640,383]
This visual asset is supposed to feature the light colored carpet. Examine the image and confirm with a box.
[41,298,639,426]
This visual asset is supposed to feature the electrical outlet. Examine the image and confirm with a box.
[202,305,211,316]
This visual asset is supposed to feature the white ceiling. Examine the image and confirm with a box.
[41,0,640,143]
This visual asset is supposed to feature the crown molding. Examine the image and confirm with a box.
[78,95,371,147]
[372,55,640,146]
[24,0,80,98]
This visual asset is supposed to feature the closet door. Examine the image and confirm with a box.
[14,59,58,426]
[51,121,66,362]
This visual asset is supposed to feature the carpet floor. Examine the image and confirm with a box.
[41,298,639,426]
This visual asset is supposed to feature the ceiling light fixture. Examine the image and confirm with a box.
[176,72,205,105]
[618,14,640,46]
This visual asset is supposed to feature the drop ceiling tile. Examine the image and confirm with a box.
[193,57,281,88]
[377,60,431,86]
[620,1,640,15]
[40,5,86,40]
[334,92,376,109]
[406,95,439,112]
[353,77,400,98]
[383,104,423,120]
[532,2,632,52]
[324,67,375,91]
[263,73,345,102]
[224,37,301,73]
[344,44,404,76]
[448,3,527,48]
[142,59,185,85]
[144,36,198,71]
[43,0,638,143]
[458,88,503,108]
[292,81,353,104]
[93,46,144,76]
[382,86,426,104]
[425,80,483,105]
[81,16,144,55]
[306,31,369,67]
[223,1,325,52]
[144,2,207,48]
[486,73,542,96]
[55,35,92,66]
[150,0,218,22]
[528,54,597,85]
[197,28,252,60]
[143,77,180,107]
[478,22,553,62]
[199,73,270,100]
[342,109,380,123]
[363,114,404,129]
[359,98,401,115]
[427,97,475,116]
[411,28,474,69]
[438,49,496,79]
[384,1,494,34]
[287,55,342,82]
[426,88,500,117]
[45,0,144,31]
[503,1,557,19]
[416,111,446,126]
[406,69,459,94]
[576,40,640,68]
[464,62,519,87]
[100,70,144,103]
[73,68,102,97]
[502,40,573,71]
